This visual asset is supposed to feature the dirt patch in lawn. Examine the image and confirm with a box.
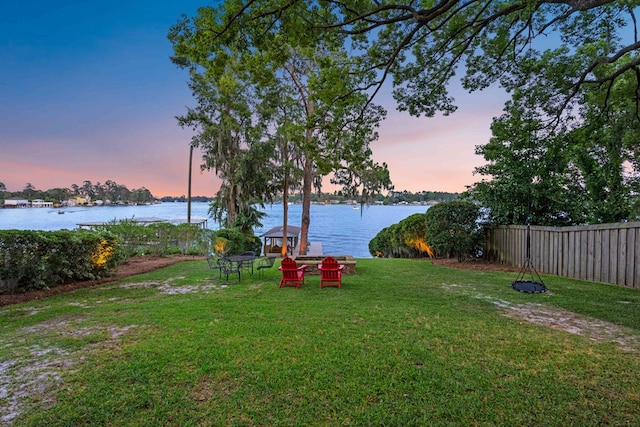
[430,257,522,272]
[499,302,639,351]
[442,283,639,352]
[0,255,203,307]
[0,318,137,425]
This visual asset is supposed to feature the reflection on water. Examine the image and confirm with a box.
[0,203,428,258]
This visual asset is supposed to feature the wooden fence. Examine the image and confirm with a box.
[483,222,640,288]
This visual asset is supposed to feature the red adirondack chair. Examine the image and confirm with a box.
[318,256,344,289]
[278,257,307,288]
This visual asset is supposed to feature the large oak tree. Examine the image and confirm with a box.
[217,1,639,119]
[170,1,390,253]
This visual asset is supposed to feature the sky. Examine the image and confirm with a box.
[0,0,507,198]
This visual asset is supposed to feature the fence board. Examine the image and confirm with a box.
[602,231,611,284]
[594,230,603,284]
[611,230,619,285]
[618,229,627,286]
[549,233,558,274]
[572,231,580,278]
[581,231,588,280]
[546,231,552,274]
[626,230,635,288]
[635,228,640,289]
[586,230,594,282]
[560,233,569,276]
[484,222,640,288]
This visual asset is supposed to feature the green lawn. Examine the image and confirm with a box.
[1,258,639,426]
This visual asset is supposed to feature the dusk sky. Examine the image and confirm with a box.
[1,1,508,198]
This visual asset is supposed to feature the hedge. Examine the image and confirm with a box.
[0,229,121,294]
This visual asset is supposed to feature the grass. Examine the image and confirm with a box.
[1,258,639,426]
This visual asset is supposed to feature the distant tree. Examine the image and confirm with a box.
[130,187,153,204]
[0,182,5,192]
[44,188,72,203]
[92,182,105,201]
[384,190,459,205]
[81,180,94,198]
[23,183,36,199]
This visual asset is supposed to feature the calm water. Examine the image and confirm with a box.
[0,203,428,258]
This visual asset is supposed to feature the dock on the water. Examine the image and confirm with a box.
[294,242,323,256]
[77,217,208,229]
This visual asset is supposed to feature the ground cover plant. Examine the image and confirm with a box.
[1,259,639,426]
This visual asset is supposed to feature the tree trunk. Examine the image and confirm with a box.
[226,184,238,228]
[299,156,312,256]
[298,94,315,256]
[281,181,290,257]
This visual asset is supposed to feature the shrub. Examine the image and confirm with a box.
[0,229,120,293]
[368,213,433,258]
[369,225,394,257]
[211,228,262,255]
[424,200,483,262]
[94,220,211,257]
[95,219,148,259]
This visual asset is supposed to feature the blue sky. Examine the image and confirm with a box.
[1,1,507,197]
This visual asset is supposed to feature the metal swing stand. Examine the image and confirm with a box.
[511,221,547,293]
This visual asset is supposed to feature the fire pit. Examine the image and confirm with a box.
[293,255,356,275]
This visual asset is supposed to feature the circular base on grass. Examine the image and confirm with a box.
[511,280,547,293]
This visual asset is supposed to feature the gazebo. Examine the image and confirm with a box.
[260,225,301,256]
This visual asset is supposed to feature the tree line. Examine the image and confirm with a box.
[261,190,459,205]
[158,190,459,205]
[0,180,156,205]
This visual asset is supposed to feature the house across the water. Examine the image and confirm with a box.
[3,197,29,208]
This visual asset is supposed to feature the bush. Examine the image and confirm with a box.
[94,220,211,258]
[94,220,262,257]
[0,229,120,293]
[369,225,394,257]
[368,213,433,258]
[211,228,262,256]
[424,200,483,262]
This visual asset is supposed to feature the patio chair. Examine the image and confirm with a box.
[256,256,276,277]
[240,251,256,275]
[220,258,242,283]
[278,256,307,288]
[318,256,344,289]
[206,253,224,279]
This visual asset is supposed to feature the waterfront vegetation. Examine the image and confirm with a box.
[369,201,482,260]
[1,181,459,207]
[0,224,263,294]
[0,180,156,206]
[0,230,120,293]
[1,258,639,426]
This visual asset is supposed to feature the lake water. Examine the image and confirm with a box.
[0,203,429,258]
